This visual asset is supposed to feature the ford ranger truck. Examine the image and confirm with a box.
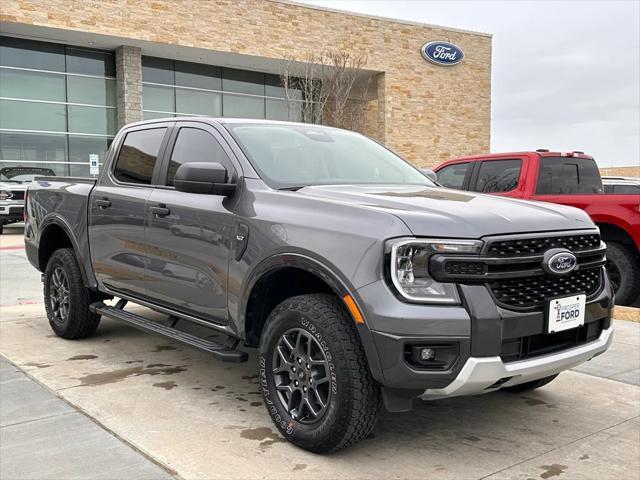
[25,119,614,453]
[435,151,640,305]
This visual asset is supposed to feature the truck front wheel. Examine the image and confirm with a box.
[44,248,101,339]
[605,241,640,306]
[259,293,381,453]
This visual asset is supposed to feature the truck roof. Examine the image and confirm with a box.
[443,151,595,164]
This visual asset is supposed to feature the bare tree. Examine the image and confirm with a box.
[280,49,370,131]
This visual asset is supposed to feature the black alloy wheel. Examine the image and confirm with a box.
[272,327,332,424]
[48,266,70,323]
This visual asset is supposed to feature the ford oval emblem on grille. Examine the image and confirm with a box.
[543,249,578,276]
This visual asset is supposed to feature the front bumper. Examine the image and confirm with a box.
[0,202,24,221]
[355,268,614,398]
[421,326,613,400]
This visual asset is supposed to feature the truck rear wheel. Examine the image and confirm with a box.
[44,248,101,339]
[259,293,381,453]
[605,241,640,305]
[503,374,558,393]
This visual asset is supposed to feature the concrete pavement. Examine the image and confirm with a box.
[1,224,639,479]
[0,358,174,480]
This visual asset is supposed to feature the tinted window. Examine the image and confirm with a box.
[536,157,603,194]
[166,128,233,186]
[614,184,640,194]
[437,162,471,189]
[113,128,166,184]
[474,159,521,193]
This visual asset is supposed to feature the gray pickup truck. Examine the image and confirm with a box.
[25,118,614,453]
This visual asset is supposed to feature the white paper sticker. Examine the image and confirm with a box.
[89,154,100,176]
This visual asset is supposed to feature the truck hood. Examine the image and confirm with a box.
[0,181,28,192]
[297,184,595,238]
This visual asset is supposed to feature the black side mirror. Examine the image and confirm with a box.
[174,162,236,196]
[420,168,438,183]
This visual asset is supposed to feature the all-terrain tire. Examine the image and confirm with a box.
[605,241,640,306]
[503,374,559,393]
[44,248,101,339]
[259,293,381,453]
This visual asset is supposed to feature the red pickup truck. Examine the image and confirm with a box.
[434,151,640,305]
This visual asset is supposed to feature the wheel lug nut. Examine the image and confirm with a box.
[309,378,313,384]
[306,363,310,369]
[292,366,296,372]
[294,380,299,386]
[297,358,302,364]
[303,386,307,392]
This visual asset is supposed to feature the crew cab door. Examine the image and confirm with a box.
[88,123,172,297]
[143,122,239,324]
[468,157,527,198]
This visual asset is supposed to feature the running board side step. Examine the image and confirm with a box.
[90,302,248,363]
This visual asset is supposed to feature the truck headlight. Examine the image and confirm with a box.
[387,238,483,304]
[0,190,12,201]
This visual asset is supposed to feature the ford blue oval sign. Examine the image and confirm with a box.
[421,41,464,66]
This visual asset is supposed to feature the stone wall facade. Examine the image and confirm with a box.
[115,45,143,128]
[0,0,492,167]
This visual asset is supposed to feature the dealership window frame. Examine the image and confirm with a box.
[0,36,116,177]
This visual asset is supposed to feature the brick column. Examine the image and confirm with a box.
[115,45,143,128]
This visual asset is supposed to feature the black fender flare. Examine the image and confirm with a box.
[239,252,385,384]
[37,214,97,289]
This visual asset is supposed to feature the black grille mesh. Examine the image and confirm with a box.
[9,190,25,200]
[444,261,486,276]
[487,233,600,257]
[490,268,601,309]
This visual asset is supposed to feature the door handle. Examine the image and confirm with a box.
[150,205,170,217]
[95,198,111,209]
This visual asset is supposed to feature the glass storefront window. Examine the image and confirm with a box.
[66,47,116,77]
[143,84,175,112]
[0,36,65,72]
[0,36,116,176]
[176,88,221,116]
[68,135,113,163]
[68,106,117,135]
[175,61,221,90]
[222,68,265,95]
[142,57,175,85]
[67,76,116,106]
[223,94,265,119]
[0,131,67,162]
[0,68,66,102]
[142,56,307,122]
[0,99,67,132]
[143,111,175,121]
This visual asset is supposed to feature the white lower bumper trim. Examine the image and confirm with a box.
[420,326,613,400]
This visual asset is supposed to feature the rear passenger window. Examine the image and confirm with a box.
[166,128,234,187]
[437,162,470,189]
[536,157,603,194]
[614,184,640,194]
[474,159,521,193]
[113,128,166,184]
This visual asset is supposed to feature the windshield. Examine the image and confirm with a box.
[0,167,55,183]
[226,123,434,189]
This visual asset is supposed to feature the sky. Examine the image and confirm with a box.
[298,0,640,167]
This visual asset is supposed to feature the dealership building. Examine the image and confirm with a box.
[0,0,491,177]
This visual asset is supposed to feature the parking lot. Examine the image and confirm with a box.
[1,223,639,480]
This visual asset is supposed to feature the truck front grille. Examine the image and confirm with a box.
[490,267,602,310]
[487,233,600,257]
